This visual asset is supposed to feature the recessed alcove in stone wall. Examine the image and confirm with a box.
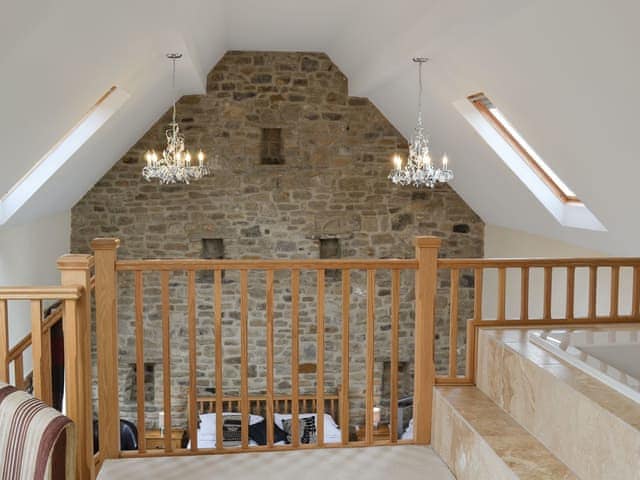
[71,51,484,430]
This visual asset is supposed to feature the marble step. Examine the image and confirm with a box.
[432,386,577,480]
[477,328,640,480]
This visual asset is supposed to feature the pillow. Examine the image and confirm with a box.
[281,416,317,444]
[276,413,341,443]
[199,412,264,436]
[222,414,242,447]
[248,420,289,445]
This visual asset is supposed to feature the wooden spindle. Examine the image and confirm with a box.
[188,271,197,451]
[161,271,172,452]
[566,266,575,320]
[390,269,400,442]
[365,269,375,445]
[14,355,24,390]
[520,267,529,321]
[473,268,483,321]
[465,318,476,383]
[610,266,620,319]
[588,266,597,320]
[240,270,249,449]
[498,268,506,321]
[214,270,223,451]
[43,325,53,405]
[316,269,325,446]
[134,271,146,453]
[340,269,350,445]
[266,270,275,447]
[543,267,552,320]
[31,300,46,400]
[449,269,459,378]
[291,269,300,447]
[633,266,640,319]
[0,300,8,383]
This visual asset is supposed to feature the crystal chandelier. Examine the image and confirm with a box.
[388,58,453,188]
[142,53,209,184]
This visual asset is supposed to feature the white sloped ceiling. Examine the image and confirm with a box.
[2,0,639,254]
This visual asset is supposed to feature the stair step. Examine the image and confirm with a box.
[433,386,577,480]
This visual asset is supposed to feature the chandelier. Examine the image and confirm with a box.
[388,58,453,188]
[142,53,209,184]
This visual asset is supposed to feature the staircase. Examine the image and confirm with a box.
[432,327,640,480]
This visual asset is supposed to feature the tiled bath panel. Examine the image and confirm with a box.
[477,327,640,480]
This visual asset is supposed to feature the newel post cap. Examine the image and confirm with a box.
[57,254,95,270]
[414,236,442,249]
[90,238,121,251]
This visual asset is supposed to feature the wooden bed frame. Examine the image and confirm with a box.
[195,391,343,420]
[189,388,343,446]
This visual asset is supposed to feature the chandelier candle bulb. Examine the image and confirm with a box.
[442,154,448,169]
[393,154,402,170]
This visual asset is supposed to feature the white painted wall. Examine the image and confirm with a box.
[482,225,632,320]
[0,212,71,350]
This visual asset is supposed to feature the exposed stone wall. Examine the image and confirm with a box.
[71,51,483,431]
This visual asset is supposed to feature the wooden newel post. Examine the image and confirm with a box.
[413,236,441,445]
[58,254,94,480]
[91,238,121,460]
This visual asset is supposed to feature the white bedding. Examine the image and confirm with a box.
[189,412,342,448]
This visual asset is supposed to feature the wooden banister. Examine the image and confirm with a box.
[91,238,121,460]
[413,236,440,444]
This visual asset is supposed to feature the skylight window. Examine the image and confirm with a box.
[455,93,604,231]
[468,93,578,204]
[0,86,129,225]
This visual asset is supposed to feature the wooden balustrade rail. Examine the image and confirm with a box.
[0,253,95,480]
[436,257,640,386]
[90,236,438,460]
[6,237,640,479]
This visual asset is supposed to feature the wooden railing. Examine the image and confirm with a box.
[5,236,640,477]
[0,255,95,480]
[436,257,640,385]
[91,237,441,458]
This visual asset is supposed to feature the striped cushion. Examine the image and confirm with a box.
[0,383,76,480]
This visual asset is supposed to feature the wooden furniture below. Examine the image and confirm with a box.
[355,424,390,442]
[144,429,185,450]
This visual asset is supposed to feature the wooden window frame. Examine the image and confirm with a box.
[468,93,580,204]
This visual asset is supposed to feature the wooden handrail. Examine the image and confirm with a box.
[116,258,418,271]
[0,286,82,300]
[438,257,640,268]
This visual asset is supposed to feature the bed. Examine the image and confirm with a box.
[188,391,344,449]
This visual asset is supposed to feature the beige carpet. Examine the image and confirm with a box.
[98,445,455,480]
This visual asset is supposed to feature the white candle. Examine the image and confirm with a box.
[442,153,449,169]
[158,411,165,435]
[373,406,381,428]
[393,154,402,170]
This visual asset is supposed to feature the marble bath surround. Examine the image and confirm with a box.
[477,326,640,480]
[530,328,640,403]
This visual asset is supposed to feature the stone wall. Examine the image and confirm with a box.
[71,51,483,432]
